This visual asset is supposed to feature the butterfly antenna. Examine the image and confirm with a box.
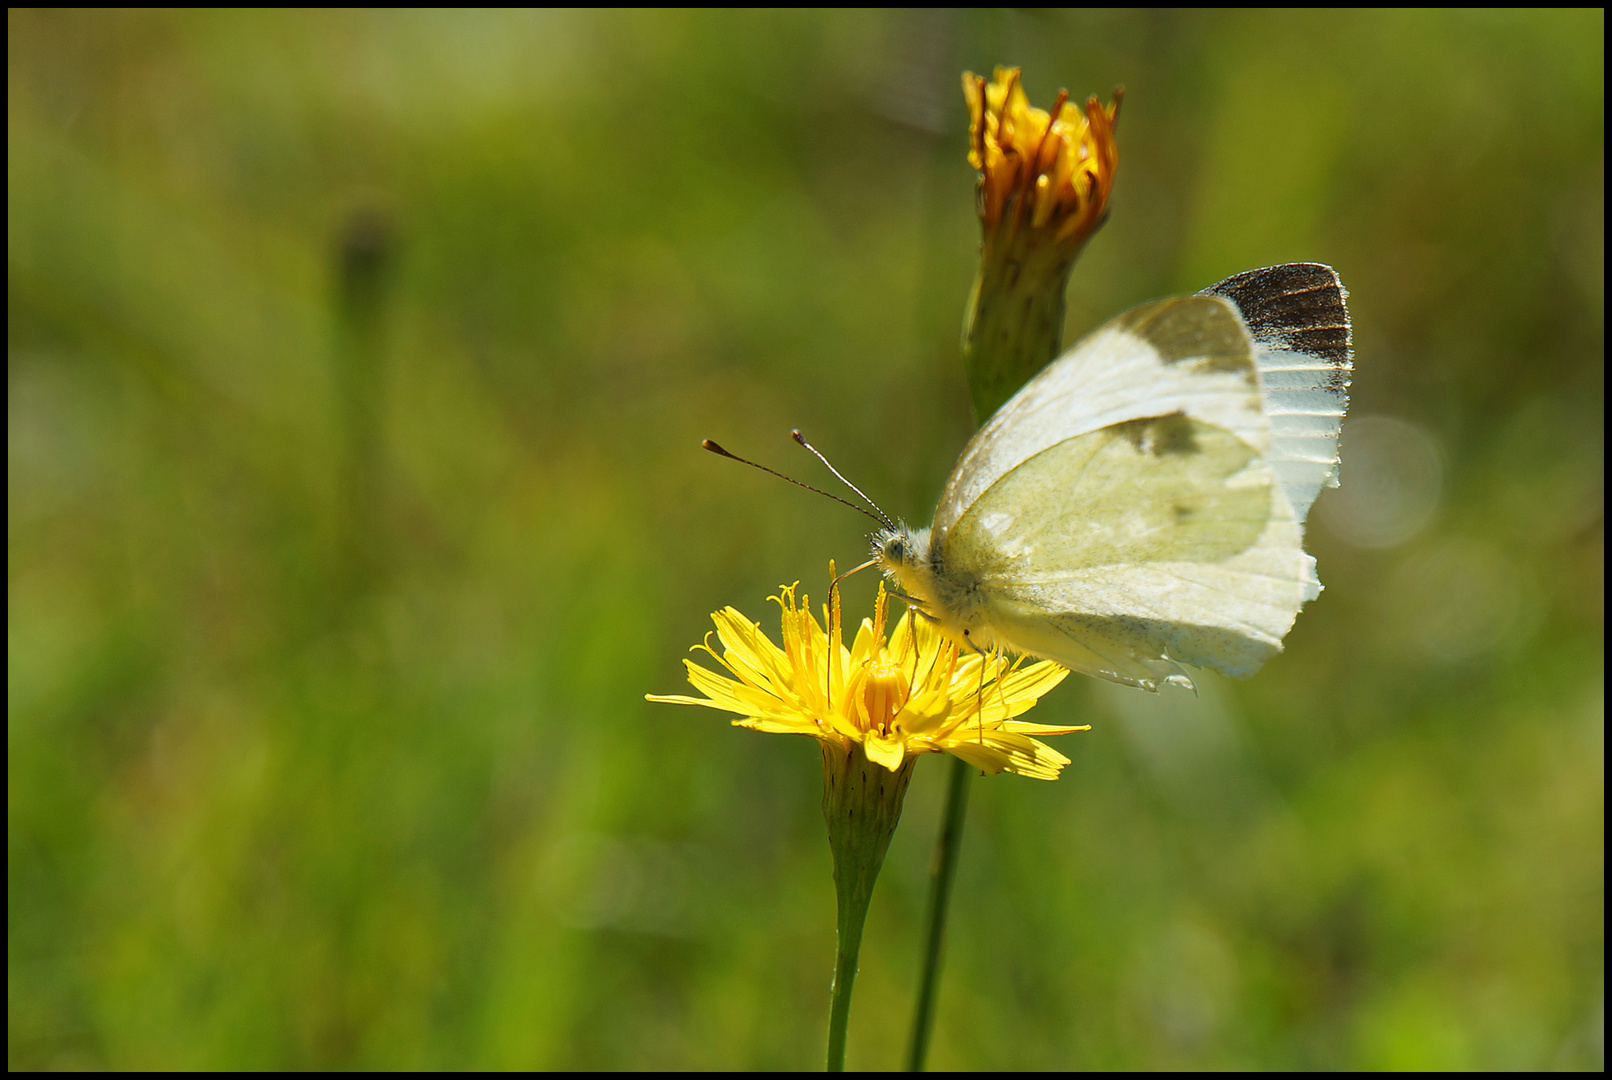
[791,430,896,530]
[702,439,885,525]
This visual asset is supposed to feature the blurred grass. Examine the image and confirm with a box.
[8,9,1602,1069]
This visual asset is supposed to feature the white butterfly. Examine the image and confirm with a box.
[875,263,1352,691]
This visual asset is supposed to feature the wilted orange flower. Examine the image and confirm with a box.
[963,66,1121,253]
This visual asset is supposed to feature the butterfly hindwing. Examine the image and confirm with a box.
[945,414,1271,577]
[939,412,1315,688]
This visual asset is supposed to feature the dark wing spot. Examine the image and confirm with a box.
[1120,295,1255,376]
[1113,412,1200,457]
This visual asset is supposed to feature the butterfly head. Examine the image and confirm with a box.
[872,523,938,599]
[871,523,917,566]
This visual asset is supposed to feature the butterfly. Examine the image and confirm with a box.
[874,262,1352,691]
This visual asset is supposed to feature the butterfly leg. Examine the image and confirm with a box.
[886,588,939,619]
[884,592,941,707]
[961,630,994,746]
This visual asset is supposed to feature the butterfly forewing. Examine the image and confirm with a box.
[934,295,1270,538]
[1202,263,1352,524]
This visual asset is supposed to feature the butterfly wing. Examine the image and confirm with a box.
[939,414,1313,688]
[933,285,1340,689]
[934,294,1273,538]
[1201,262,1352,524]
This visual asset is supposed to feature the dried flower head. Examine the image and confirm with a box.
[963,65,1121,251]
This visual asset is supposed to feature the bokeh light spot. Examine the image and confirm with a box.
[1319,415,1443,549]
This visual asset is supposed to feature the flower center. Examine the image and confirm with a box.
[855,661,911,736]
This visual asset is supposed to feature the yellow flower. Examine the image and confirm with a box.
[963,65,1121,251]
[648,568,1086,780]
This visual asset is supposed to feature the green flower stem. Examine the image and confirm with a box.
[823,741,916,1072]
[904,752,973,1071]
[960,215,1085,423]
[825,887,867,1073]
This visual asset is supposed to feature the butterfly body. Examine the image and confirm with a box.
[874,264,1351,691]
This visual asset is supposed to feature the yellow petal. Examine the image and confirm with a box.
[644,693,726,708]
[684,661,795,717]
[940,739,1011,776]
[733,715,822,735]
[862,732,909,773]
[1002,720,1092,736]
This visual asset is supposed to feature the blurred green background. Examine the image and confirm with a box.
[8,9,1603,1070]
